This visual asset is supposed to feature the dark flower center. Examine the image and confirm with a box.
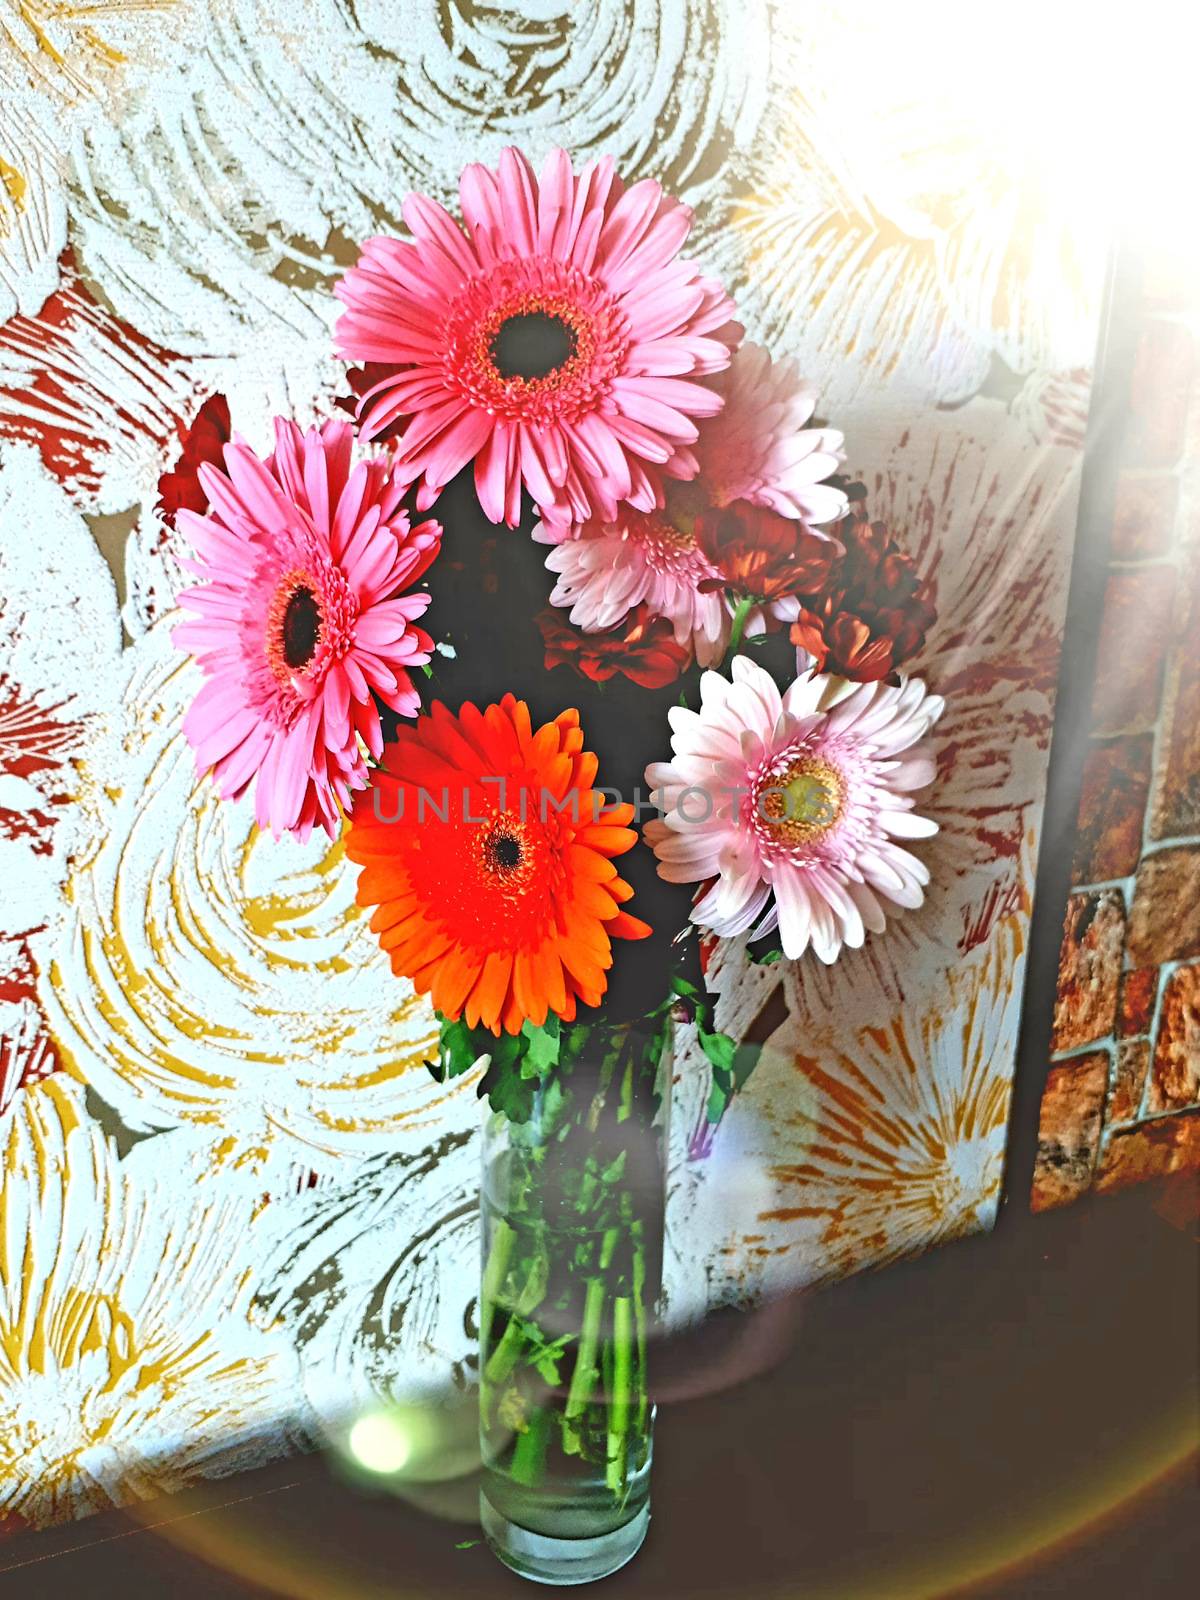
[282,585,322,669]
[485,831,524,873]
[490,312,577,381]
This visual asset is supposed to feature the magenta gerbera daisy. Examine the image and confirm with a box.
[644,655,943,964]
[333,146,741,529]
[173,418,441,841]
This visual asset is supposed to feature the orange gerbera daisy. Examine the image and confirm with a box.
[346,694,651,1034]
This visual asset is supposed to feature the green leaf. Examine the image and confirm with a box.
[697,1026,736,1075]
[457,1016,572,1120]
[491,1030,525,1073]
[670,973,703,1008]
[564,1023,593,1061]
[540,1074,566,1132]
[532,1333,574,1385]
[519,1016,561,1080]
[600,1149,628,1184]
[432,1016,485,1083]
[480,1057,538,1124]
[704,1036,764,1126]
[513,1252,550,1318]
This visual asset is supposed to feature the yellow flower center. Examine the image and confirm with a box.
[759,756,844,844]
[656,517,698,550]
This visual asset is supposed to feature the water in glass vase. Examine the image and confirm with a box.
[478,1025,669,1585]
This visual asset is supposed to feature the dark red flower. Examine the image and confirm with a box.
[694,499,840,602]
[788,502,936,682]
[335,363,405,442]
[538,605,692,690]
[156,394,231,527]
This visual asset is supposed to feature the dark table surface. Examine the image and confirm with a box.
[2,1179,1196,1599]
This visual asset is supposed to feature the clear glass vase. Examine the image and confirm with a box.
[478,1020,671,1585]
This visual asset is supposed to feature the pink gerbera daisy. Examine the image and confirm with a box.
[536,508,728,665]
[644,655,943,964]
[333,146,740,529]
[173,418,441,841]
[536,342,848,659]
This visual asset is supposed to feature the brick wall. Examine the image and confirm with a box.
[1032,251,1200,1210]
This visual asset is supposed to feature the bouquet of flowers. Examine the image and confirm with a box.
[172,147,942,1584]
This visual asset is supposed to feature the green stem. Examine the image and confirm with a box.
[631,1223,649,1439]
[479,1217,515,1360]
[482,1023,667,1500]
[726,593,755,662]
[564,1274,607,1421]
[601,1328,615,1476]
[586,1036,624,1131]
[509,1404,551,1487]
[483,1314,527,1391]
[576,1163,599,1216]
[618,1046,634,1124]
[599,1223,619,1274]
[606,1296,633,1494]
[483,1248,546,1392]
[564,1224,618,1429]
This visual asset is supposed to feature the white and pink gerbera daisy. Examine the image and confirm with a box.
[174,418,441,841]
[644,655,943,964]
[333,146,740,529]
[536,508,729,666]
[536,342,848,662]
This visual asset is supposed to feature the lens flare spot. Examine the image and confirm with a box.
[347,1412,413,1475]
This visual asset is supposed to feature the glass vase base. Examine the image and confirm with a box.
[480,1491,649,1586]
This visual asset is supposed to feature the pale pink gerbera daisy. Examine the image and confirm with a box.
[333,146,740,529]
[536,509,729,666]
[693,341,848,525]
[536,342,848,662]
[174,418,441,841]
[644,655,943,964]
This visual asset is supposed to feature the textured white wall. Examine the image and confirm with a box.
[0,1,1101,1527]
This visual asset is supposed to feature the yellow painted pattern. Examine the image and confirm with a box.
[0,155,25,210]
[39,630,476,1184]
[2,2,176,97]
[0,1079,297,1526]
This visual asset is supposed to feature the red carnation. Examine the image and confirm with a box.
[156,394,231,528]
[538,606,692,690]
[788,502,936,682]
[695,500,840,603]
